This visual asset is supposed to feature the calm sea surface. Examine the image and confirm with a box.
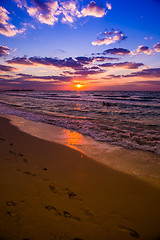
[0,91,160,154]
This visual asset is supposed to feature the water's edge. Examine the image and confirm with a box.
[1,113,160,188]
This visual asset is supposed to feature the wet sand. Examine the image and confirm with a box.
[0,116,160,240]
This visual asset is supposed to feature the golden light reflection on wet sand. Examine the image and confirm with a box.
[63,129,84,149]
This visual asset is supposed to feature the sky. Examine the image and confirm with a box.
[0,0,160,91]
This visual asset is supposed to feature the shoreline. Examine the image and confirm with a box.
[2,113,160,188]
[1,116,160,239]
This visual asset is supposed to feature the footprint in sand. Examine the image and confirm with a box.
[119,225,140,238]
[23,171,36,177]
[6,201,16,206]
[9,150,16,155]
[81,208,94,217]
[43,167,47,171]
[64,188,82,201]
[45,206,80,221]
[63,211,80,221]
[23,159,28,162]
[49,184,57,193]
[6,210,20,223]
[18,153,24,157]
[45,205,61,216]
[0,138,6,141]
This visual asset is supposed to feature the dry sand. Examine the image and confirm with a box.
[0,116,160,240]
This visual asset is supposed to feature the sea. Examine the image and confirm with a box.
[0,90,160,184]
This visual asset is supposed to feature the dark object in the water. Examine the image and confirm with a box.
[103,101,112,107]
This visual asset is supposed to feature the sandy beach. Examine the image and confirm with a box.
[1,116,160,240]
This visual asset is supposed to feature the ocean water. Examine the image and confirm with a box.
[0,90,160,155]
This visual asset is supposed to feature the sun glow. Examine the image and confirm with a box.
[76,84,82,88]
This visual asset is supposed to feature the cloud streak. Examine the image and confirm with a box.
[100,61,144,69]
[0,64,17,72]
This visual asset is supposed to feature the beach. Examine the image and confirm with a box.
[1,115,160,240]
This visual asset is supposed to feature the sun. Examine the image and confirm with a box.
[76,84,82,88]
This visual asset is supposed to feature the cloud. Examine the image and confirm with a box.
[30,56,83,69]
[0,64,17,72]
[16,73,72,82]
[106,67,160,79]
[14,0,28,9]
[92,56,120,61]
[0,77,61,90]
[125,67,160,78]
[27,1,59,25]
[7,55,121,71]
[103,48,131,55]
[64,66,105,76]
[0,6,25,37]
[100,61,144,69]
[7,56,84,69]
[0,45,10,57]
[80,1,106,18]
[60,1,81,23]
[93,42,160,56]
[106,2,112,10]
[75,56,93,65]
[0,71,74,90]
[136,45,152,55]
[7,57,33,65]
[92,29,127,46]
[153,42,160,52]
[15,0,108,27]
[75,56,120,64]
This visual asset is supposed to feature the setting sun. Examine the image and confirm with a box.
[76,84,82,88]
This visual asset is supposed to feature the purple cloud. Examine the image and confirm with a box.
[103,48,131,55]
[154,43,160,52]
[0,45,10,57]
[7,56,83,69]
[7,55,120,70]
[0,64,17,72]
[92,29,127,46]
[7,57,33,65]
[64,66,105,76]
[106,67,160,79]
[125,67,160,78]
[136,45,152,55]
